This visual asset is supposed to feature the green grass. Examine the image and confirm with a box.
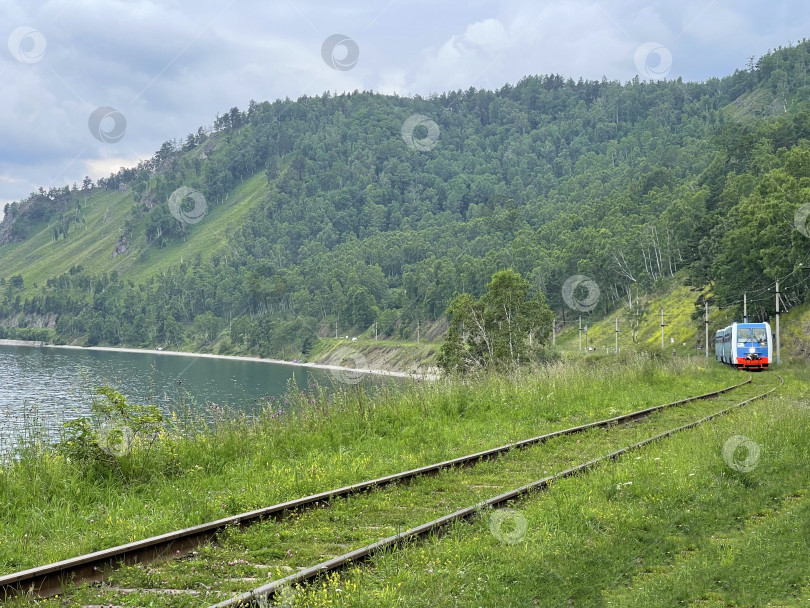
[4,357,808,607]
[278,366,810,607]
[61,369,776,607]
[722,86,778,124]
[0,190,136,291]
[555,275,739,357]
[120,173,267,286]
[0,355,735,577]
[0,172,268,297]
[781,299,810,358]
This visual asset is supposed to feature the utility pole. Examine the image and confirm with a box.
[579,316,582,352]
[704,300,709,358]
[743,292,748,323]
[660,308,665,349]
[775,280,781,365]
[615,317,619,354]
[335,321,338,339]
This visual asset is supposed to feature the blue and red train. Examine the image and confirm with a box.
[714,322,772,370]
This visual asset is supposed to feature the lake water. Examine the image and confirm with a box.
[0,344,338,454]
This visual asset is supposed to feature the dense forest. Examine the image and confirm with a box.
[3,40,810,357]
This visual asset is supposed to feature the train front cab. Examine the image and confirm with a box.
[725,322,772,370]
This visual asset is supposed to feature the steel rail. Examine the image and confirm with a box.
[211,373,782,608]
[0,375,752,601]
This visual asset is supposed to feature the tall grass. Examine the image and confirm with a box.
[298,365,810,607]
[0,354,736,572]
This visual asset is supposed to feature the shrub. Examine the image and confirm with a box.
[57,386,163,480]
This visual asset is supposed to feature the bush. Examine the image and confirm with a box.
[57,386,163,480]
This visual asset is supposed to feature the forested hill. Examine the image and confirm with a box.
[3,40,810,356]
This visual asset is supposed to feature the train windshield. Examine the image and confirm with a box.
[737,327,768,345]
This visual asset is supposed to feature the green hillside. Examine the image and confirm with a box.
[553,271,810,363]
[3,40,810,361]
[553,275,731,354]
[0,174,266,294]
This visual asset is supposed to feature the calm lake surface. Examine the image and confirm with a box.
[0,344,332,453]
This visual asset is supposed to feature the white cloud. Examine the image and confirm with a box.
[83,155,147,179]
[407,3,635,93]
[410,18,512,92]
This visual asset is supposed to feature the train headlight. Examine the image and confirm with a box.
[749,347,756,354]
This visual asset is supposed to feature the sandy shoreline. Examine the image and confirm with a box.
[0,339,433,380]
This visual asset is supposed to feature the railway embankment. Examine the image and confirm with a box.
[2,356,808,606]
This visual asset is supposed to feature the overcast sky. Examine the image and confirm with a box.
[1,0,808,216]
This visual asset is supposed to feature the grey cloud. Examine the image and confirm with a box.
[1,0,810,215]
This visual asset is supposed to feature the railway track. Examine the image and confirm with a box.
[211,372,783,608]
[0,372,780,607]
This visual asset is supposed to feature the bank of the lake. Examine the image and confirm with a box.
[0,341,426,457]
[0,339,431,380]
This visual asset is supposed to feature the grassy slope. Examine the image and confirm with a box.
[0,172,268,296]
[122,173,267,285]
[307,337,439,375]
[0,190,136,290]
[722,86,778,123]
[4,358,809,607]
[0,358,735,575]
[780,299,810,357]
[302,367,810,608]
[552,275,783,358]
